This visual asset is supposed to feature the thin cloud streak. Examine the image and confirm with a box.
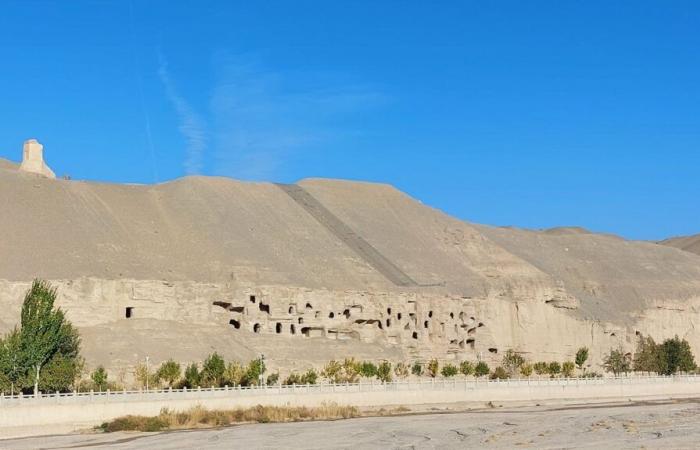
[157,53,207,175]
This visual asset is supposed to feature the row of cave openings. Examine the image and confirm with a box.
[215,295,485,347]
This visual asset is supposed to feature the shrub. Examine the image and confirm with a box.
[394,362,409,378]
[490,366,509,380]
[427,359,439,378]
[266,372,279,386]
[575,347,589,370]
[459,361,474,376]
[441,364,458,378]
[533,362,549,375]
[358,361,378,378]
[283,373,302,385]
[322,360,342,383]
[377,362,392,382]
[91,366,108,391]
[302,368,318,385]
[223,361,245,386]
[474,361,490,377]
[156,360,181,388]
[547,362,561,376]
[520,363,533,377]
[562,361,575,378]
[502,350,525,376]
[134,362,157,389]
[242,358,266,386]
[411,362,424,376]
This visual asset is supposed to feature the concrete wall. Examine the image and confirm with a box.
[2,377,700,438]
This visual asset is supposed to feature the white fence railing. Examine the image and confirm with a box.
[2,374,699,406]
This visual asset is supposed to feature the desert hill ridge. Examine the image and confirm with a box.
[659,234,700,257]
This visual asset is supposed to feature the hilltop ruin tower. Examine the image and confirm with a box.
[19,139,55,178]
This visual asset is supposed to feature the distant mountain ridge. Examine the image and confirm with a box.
[659,234,700,256]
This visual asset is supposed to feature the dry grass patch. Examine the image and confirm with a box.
[99,403,360,432]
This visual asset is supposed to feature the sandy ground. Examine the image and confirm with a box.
[3,399,700,449]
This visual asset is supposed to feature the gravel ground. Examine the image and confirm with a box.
[3,399,700,449]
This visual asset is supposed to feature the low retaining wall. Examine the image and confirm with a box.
[2,376,700,438]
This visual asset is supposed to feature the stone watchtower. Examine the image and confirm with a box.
[19,139,55,179]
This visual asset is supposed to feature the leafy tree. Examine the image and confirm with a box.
[520,363,533,377]
[411,362,424,376]
[459,361,474,376]
[533,361,549,375]
[502,350,525,376]
[266,372,280,386]
[200,353,226,387]
[183,363,200,388]
[18,280,80,395]
[38,354,83,393]
[548,362,561,376]
[242,357,266,386]
[427,359,439,378]
[660,336,697,375]
[377,362,392,382]
[224,361,245,386]
[474,361,490,377]
[283,372,302,385]
[0,329,24,394]
[603,347,631,376]
[562,361,575,378]
[358,361,378,378]
[156,359,181,388]
[441,364,458,377]
[490,366,509,380]
[633,335,663,374]
[575,347,589,370]
[302,368,318,385]
[135,362,157,389]
[91,366,108,391]
[322,360,343,383]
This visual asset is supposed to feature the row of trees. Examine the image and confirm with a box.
[603,335,696,376]
[0,281,81,395]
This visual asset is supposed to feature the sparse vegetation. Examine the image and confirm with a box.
[547,362,561,376]
[533,361,548,376]
[377,362,392,382]
[411,361,424,376]
[98,403,361,432]
[562,361,575,378]
[474,361,490,377]
[427,359,439,378]
[441,364,458,378]
[459,361,474,376]
[502,350,525,376]
[394,362,409,378]
[520,363,533,377]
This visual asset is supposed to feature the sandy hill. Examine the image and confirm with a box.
[659,234,700,257]
[2,163,700,325]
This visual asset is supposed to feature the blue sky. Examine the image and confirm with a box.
[1,1,698,240]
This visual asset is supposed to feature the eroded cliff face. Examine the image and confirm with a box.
[2,277,699,378]
[2,162,700,378]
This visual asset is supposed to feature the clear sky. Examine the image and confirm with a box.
[1,1,698,241]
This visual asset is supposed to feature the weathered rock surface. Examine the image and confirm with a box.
[1,159,700,377]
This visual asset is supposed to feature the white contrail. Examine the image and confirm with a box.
[157,52,207,175]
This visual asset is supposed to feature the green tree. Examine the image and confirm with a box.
[183,363,200,388]
[266,372,280,386]
[377,362,392,382]
[575,347,589,371]
[520,363,533,377]
[633,335,663,374]
[533,361,549,376]
[302,368,319,385]
[156,359,181,388]
[603,347,631,376]
[18,280,81,395]
[474,361,490,377]
[0,329,24,394]
[441,364,458,377]
[135,362,157,389]
[427,359,439,378]
[91,366,108,391]
[548,362,561,376]
[358,361,378,378]
[562,361,575,378]
[223,361,245,386]
[459,361,474,376]
[502,350,525,376]
[411,362,424,377]
[242,357,266,386]
[39,354,83,393]
[200,353,226,387]
[660,336,697,375]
